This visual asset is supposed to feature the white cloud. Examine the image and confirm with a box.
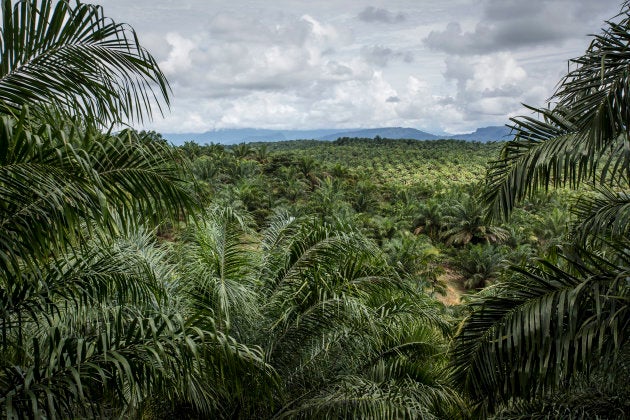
[439,53,535,126]
[91,0,624,134]
[160,32,197,74]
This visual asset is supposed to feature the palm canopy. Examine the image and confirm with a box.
[0,0,169,125]
[484,2,630,239]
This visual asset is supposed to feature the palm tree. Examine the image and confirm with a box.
[452,3,630,415]
[441,194,508,246]
[0,223,271,418]
[413,199,444,241]
[256,213,462,418]
[453,244,507,290]
[0,1,236,417]
[175,208,462,418]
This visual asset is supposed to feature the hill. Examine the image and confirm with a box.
[162,125,512,145]
[449,126,513,141]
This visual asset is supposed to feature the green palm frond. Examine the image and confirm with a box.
[0,227,170,345]
[0,306,199,418]
[484,6,630,223]
[0,0,169,124]
[573,187,630,240]
[277,375,456,420]
[0,224,273,419]
[0,115,196,274]
[450,245,629,413]
[177,206,260,336]
[483,106,588,221]
[492,352,630,419]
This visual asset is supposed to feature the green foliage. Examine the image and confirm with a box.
[169,208,461,418]
[0,0,169,125]
[453,244,508,290]
[0,114,195,276]
[454,3,630,415]
[5,0,624,417]
[451,244,630,414]
[441,194,509,246]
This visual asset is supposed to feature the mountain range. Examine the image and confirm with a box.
[162,125,513,145]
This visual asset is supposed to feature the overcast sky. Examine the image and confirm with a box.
[94,0,623,134]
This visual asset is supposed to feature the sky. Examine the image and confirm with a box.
[94,0,624,134]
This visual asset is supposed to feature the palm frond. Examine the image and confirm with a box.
[177,206,260,336]
[450,245,630,412]
[572,187,630,240]
[0,0,169,124]
[0,115,196,275]
[484,7,630,223]
[483,106,589,221]
[1,307,202,418]
[276,375,459,420]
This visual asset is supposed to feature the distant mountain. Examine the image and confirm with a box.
[449,126,513,142]
[164,128,356,145]
[161,125,512,145]
[317,127,440,141]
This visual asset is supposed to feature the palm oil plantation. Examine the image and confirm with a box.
[0,0,628,418]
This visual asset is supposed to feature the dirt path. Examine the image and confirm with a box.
[435,267,466,306]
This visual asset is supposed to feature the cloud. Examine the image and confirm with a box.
[424,0,620,55]
[361,45,413,67]
[92,0,623,135]
[157,13,362,102]
[441,53,539,122]
[424,21,570,55]
[159,32,197,74]
[357,7,406,24]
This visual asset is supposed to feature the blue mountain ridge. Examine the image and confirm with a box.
[162,125,513,145]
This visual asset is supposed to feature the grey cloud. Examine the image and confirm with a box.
[424,20,569,55]
[481,86,523,97]
[386,96,400,103]
[327,61,353,76]
[437,96,455,105]
[208,13,312,46]
[358,7,405,24]
[424,0,621,55]
[361,45,413,67]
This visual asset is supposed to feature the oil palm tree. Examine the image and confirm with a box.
[441,194,508,246]
[0,1,238,417]
[0,223,270,418]
[255,213,461,418]
[175,208,462,418]
[453,3,630,415]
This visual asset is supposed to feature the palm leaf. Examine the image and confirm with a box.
[0,115,196,275]
[450,245,629,413]
[484,7,630,223]
[177,206,260,336]
[0,0,169,124]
